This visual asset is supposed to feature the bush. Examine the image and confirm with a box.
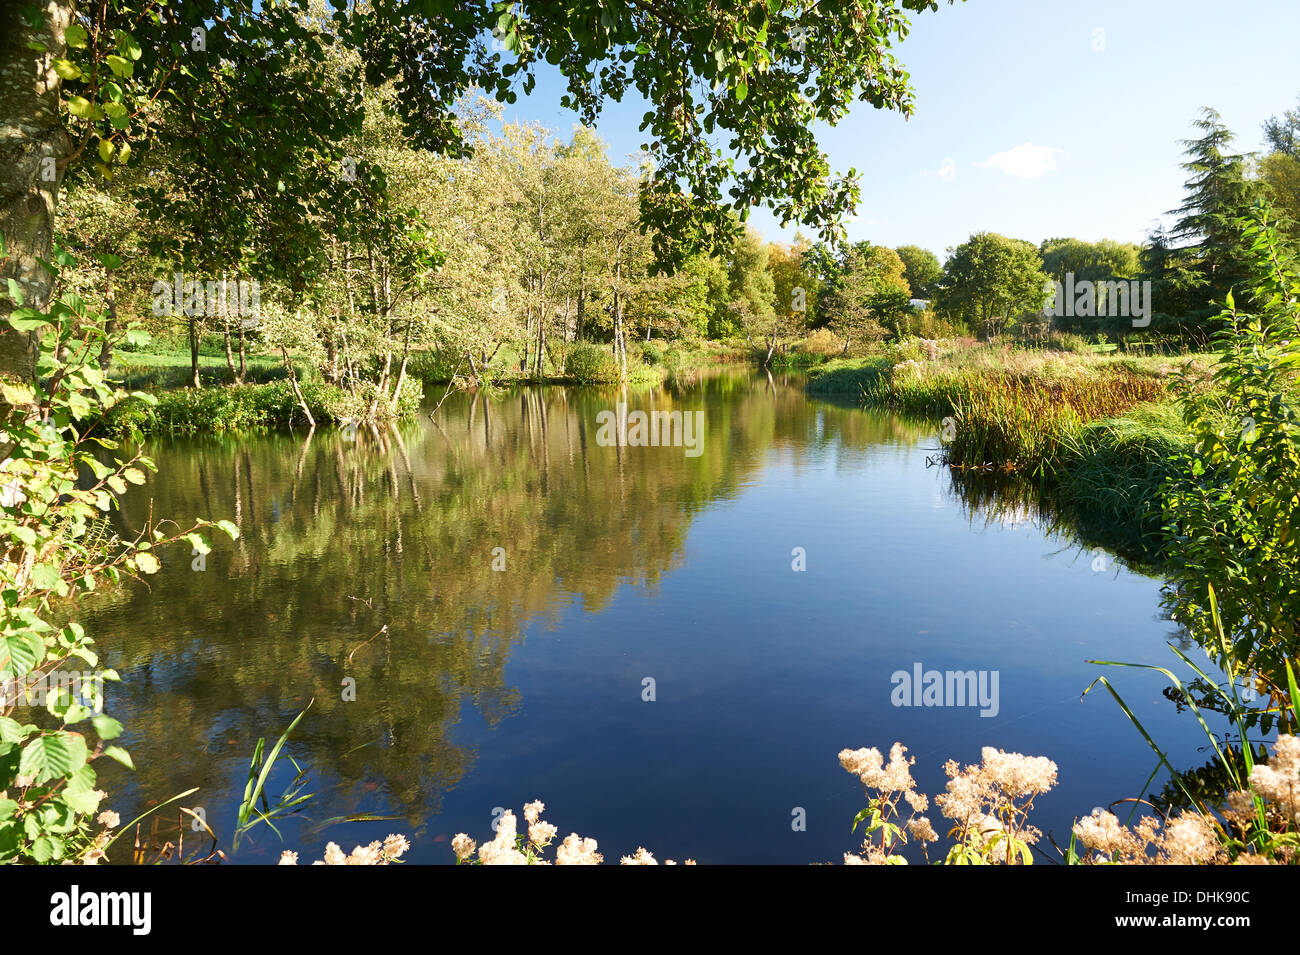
[0,248,237,863]
[639,341,665,366]
[800,328,843,357]
[103,376,424,437]
[1161,206,1300,688]
[564,342,619,383]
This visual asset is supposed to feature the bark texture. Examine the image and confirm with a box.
[0,1,71,385]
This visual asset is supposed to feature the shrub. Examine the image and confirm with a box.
[1161,205,1300,687]
[0,245,236,863]
[639,341,665,366]
[564,342,619,383]
[801,328,843,356]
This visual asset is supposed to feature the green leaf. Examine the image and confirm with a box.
[0,717,31,745]
[134,552,160,574]
[105,54,133,78]
[92,715,122,740]
[103,745,133,769]
[1,635,43,677]
[52,58,82,80]
[1,381,35,405]
[19,732,89,782]
[30,563,62,591]
[5,308,49,332]
[116,30,142,61]
[62,787,102,815]
[31,835,55,862]
[65,96,104,121]
[65,23,89,49]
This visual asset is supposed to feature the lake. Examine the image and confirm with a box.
[82,368,1214,864]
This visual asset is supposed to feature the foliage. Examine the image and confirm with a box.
[1161,205,1300,689]
[935,232,1049,338]
[1152,109,1262,334]
[0,243,236,862]
[563,342,621,384]
[894,244,941,299]
[234,704,313,852]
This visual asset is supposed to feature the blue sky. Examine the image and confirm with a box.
[497,0,1300,258]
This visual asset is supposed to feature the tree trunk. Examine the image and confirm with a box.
[280,345,315,429]
[98,279,116,372]
[576,284,586,342]
[0,1,73,389]
[188,315,201,388]
[223,327,236,381]
[534,299,546,378]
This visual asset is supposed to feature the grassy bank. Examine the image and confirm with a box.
[407,338,749,389]
[807,342,1213,560]
[103,337,745,437]
[104,377,424,436]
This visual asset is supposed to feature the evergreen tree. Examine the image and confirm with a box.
[1163,108,1261,325]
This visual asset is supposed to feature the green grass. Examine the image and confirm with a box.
[109,347,289,390]
[804,356,891,395]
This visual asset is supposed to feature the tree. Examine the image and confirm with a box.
[1260,152,1300,242]
[709,225,775,340]
[816,241,910,346]
[1038,237,1139,284]
[767,237,816,333]
[894,244,941,299]
[1038,237,1141,333]
[1163,108,1261,324]
[1,0,957,389]
[1260,94,1300,243]
[818,247,883,351]
[936,232,1048,339]
[1263,94,1300,159]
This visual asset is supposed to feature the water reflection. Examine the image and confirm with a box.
[80,369,1200,863]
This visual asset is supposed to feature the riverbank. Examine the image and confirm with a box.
[806,342,1215,561]
[102,339,753,436]
[104,377,425,436]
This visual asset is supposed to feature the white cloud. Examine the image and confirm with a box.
[937,157,956,181]
[980,143,1065,179]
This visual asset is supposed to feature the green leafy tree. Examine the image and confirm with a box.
[894,244,941,299]
[1260,94,1300,243]
[935,232,1048,338]
[1,0,960,389]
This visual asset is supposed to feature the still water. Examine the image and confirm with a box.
[83,369,1211,863]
